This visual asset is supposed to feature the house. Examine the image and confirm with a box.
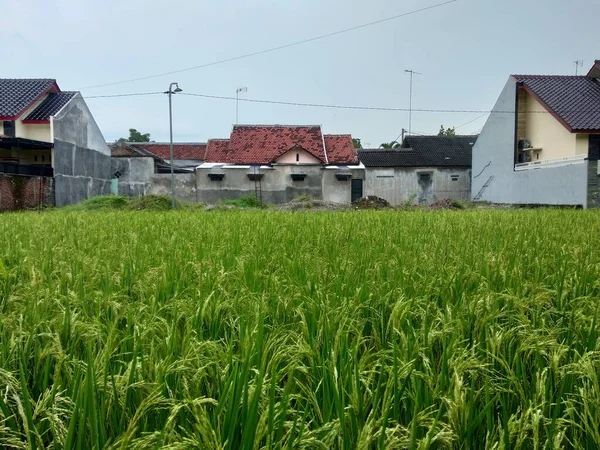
[472,60,600,208]
[110,142,203,202]
[359,135,475,205]
[111,141,207,170]
[197,125,363,204]
[0,79,111,209]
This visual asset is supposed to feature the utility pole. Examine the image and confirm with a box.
[404,69,422,136]
[401,128,406,144]
[166,82,182,209]
[236,87,247,124]
[574,60,584,75]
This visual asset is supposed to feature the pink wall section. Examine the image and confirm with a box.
[275,148,322,164]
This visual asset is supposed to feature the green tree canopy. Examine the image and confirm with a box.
[438,125,456,136]
[117,128,151,143]
[379,141,401,149]
[352,138,362,149]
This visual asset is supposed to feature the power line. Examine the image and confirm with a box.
[78,0,457,90]
[455,113,489,129]
[86,91,163,98]
[85,90,600,115]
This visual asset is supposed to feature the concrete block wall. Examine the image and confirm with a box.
[0,174,53,211]
[52,95,112,206]
[364,167,471,206]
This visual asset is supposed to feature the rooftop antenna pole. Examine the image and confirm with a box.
[236,87,247,124]
[404,69,422,136]
[574,60,584,75]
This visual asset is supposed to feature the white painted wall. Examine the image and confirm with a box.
[274,148,322,164]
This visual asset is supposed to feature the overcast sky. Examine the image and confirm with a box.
[1,0,598,147]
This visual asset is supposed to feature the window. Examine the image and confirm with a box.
[296,153,299,162]
[34,155,38,162]
[41,155,45,162]
[3,121,15,138]
[451,175,459,181]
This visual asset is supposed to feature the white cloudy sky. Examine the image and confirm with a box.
[1,0,598,147]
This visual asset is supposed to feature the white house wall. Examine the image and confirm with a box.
[472,77,588,207]
[197,165,364,204]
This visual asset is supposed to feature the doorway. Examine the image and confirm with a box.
[351,179,363,202]
[417,172,433,205]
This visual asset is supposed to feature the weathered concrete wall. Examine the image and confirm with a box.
[112,157,154,197]
[322,169,364,203]
[147,173,197,203]
[197,165,365,204]
[364,167,471,205]
[52,94,111,206]
[0,174,53,211]
[111,157,195,202]
[472,77,588,207]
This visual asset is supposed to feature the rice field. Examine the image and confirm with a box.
[1,209,600,449]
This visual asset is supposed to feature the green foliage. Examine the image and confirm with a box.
[1,210,600,448]
[76,195,129,210]
[219,195,262,208]
[450,199,466,209]
[380,141,401,149]
[117,128,151,143]
[438,125,456,136]
[128,195,175,210]
[352,138,362,149]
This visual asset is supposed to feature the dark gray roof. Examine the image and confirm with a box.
[0,79,57,118]
[513,75,600,132]
[24,92,77,121]
[359,135,476,168]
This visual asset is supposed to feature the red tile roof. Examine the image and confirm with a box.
[324,135,358,164]
[226,125,327,164]
[127,142,207,160]
[204,139,231,162]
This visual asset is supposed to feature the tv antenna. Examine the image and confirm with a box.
[574,60,584,75]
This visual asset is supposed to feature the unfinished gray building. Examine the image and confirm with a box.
[359,135,475,205]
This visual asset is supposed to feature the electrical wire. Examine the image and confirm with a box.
[85,90,600,116]
[86,91,164,98]
[455,113,489,129]
[78,0,457,90]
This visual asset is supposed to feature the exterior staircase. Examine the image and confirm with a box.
[473,175,495,201]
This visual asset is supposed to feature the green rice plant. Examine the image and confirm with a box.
[0,209,599,448]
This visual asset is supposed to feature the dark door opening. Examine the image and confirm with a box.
[351,179,363,202]
[417,172,433,205]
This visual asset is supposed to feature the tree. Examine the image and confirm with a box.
[379,141,401,149]
[117,128,151,143]
[438,125,456,136]
[352,138,362,149]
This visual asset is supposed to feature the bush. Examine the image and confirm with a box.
[77,195,129,210]
[128,195,175,211]
[219,195,262,208]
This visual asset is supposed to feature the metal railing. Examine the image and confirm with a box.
[0,162,54,177]
[514,154,586,171]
